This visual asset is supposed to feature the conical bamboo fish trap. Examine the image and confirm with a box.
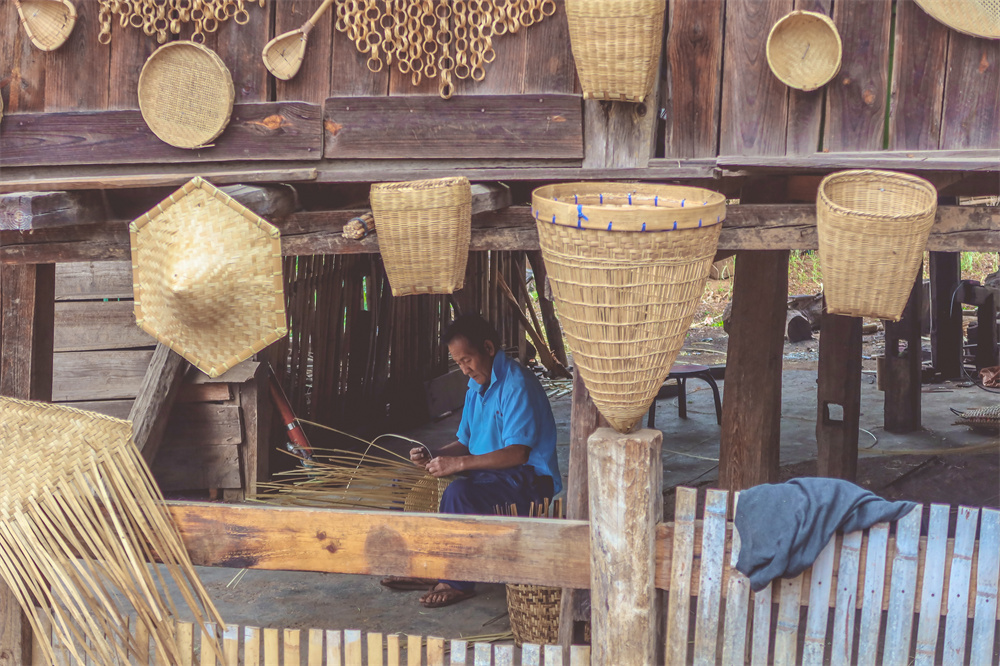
[817,170,937,321]
[370,177,472,297]
[15,0,77,51]
[0,397,225,666]
[565,0,666,102]
[532,183,725,433]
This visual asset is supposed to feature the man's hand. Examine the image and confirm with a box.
[410,447,431,469]
[425,455,465,478]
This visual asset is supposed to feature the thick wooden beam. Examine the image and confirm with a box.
[930,252,964,379]
[324,95,583,159]
[0,191,106,231]
[0,103,324,168]
[219,184,299,221]
[718,149,1000,172]
[469,183,512,215]
[129,343,189,464]
[884,272,924,433]
[719,250,788,490]
[816,313,863,481]
[588,428,663,666]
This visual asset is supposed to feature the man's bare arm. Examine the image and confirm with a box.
[409,441,469,468]
[425,445,530,478]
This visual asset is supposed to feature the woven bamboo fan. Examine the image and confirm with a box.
[817,170,937,321]
[914,0,1000,39]
[767,11,842,91]
[0,397,225,666]
[532,183,725,433]
[14,0,76,51]
[130,177,288,378]
[370,177,472,297]
[565,0,666,102]
[137,41,235,149]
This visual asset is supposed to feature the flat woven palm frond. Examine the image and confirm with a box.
[0,397,225,666]
[952,404,1000,431]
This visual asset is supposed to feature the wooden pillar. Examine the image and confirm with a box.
[976,292,997,371]
[815,313,863,480]
[588,427,663,666]
[558,371,605,647]
[929,252,963,379]
[719,250,789,490]
[0,263,55,666]
[884,270,923,433]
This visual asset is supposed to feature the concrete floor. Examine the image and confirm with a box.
[174,335,999,650]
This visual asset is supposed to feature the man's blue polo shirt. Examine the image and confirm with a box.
[456,351,562,495]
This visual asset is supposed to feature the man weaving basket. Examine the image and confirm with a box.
[381,314,562,608]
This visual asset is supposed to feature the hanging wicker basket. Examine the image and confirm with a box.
[817,170,937,321]
[15,0,77,52]
[565,0,666,103]
[532,183,725,433]
[370,177,472,297]
[766,11,842,91]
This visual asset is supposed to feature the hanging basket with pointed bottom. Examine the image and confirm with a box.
[532,183,725,433]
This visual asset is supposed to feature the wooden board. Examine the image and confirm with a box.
[785,0,831,155]
[0,103,323,167]
[888,0,949,151]
[58,399,134,420]
[51,348,154,401]
[55,261,133,301]
[275,1,334,104]
[164,403,243,447]
[323,95,583,159]
[939,32,1000,149]
[54,300,153,352]
[522,0,576,94]
[153,444,242,491]
[0,191,105,231]
[44,0,108,113]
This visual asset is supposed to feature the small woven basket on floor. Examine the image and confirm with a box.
[532,183,725,433]
[952,405,1000,432]
[565,0,666,103]
[767,10,842,91]
[370,177,472,297]
[817,170,937,321]
[507,584,563,646]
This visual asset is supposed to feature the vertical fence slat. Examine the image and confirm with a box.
[284,629,302,666]
[665,486,697,665]
[386,633,400,666]
[568,645,590,666]
[830,531,862,666]
[914,504,950,666]
[365,632,382,666]
[244,627,261,666]
[135,618,152,666]
[450,639,468,665]
[263,628,280,666]
[493,643,513,666]
[773,574,804,666]
[970,508,1000,666]
[426,637,445,666]
[543,643,564,666]
[694,489,728,662]
[326,630,342,666]
[943,507,979,664]
[722,492,750,666]
[201,623,217,666]
[884,506,923,666]
[522,643,541,666]
[750,584,773,666]
[308,628,325,666]
[222,625,239,666]
[407,634,422,666]
[30,613,52,666]
[344,630,363,666]
[472,642,491,666]
[857,523,890,666]
[802,535,837,665]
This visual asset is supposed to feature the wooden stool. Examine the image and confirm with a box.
[647,364,722,427]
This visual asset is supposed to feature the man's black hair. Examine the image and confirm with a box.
[442,314,501,354]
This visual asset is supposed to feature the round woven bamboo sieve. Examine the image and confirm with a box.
[370,177,472,297]
[913,0,1000,39]
[137,41,235,149]
[532,183,725,433]
[565,0,666,103]
[130,177,288,378]
[14,0,76,51]
[817,170,937,322]
[767,11,842,91]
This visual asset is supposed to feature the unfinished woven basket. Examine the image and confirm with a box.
[138,40,235,149]
[403,475,453,513]
[15,0,76,51]
[914,0,1000,39]
[533,183,725,433]
[767,11,842,91]
[952,405,1000,431]
[565,0,666,103]
[370,177,472,297]
[817,170,937,321]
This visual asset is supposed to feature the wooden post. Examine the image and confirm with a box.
[884,270,923,433]
[719,251,788,490]
[816,313,863,480]
[975,292,997,371]
[929,252,963,379]
[0,263,55,666]
[129,343,189,464]
[588,427,663,666]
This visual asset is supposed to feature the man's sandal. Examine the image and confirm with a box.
[419,586,477,608]
[379,576,438,591]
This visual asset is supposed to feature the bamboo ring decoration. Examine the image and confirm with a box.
[14,0,77,51]
[137,41,235,149]
[766,11,842,91]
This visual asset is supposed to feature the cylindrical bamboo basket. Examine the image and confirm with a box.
[532,183,725,433]
[766,11,842,91]
[370,177,472,297]
[403,475,452,513]
[507,584,563,646]
[565,0,666,103]
[817,170,937,321]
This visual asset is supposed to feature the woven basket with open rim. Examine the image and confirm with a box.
[565,0,666,103]
[817,170,937,321]
[370,177,472,297]
[766,10,842,91]
[15,0,76,51]
[532,183,725,433]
